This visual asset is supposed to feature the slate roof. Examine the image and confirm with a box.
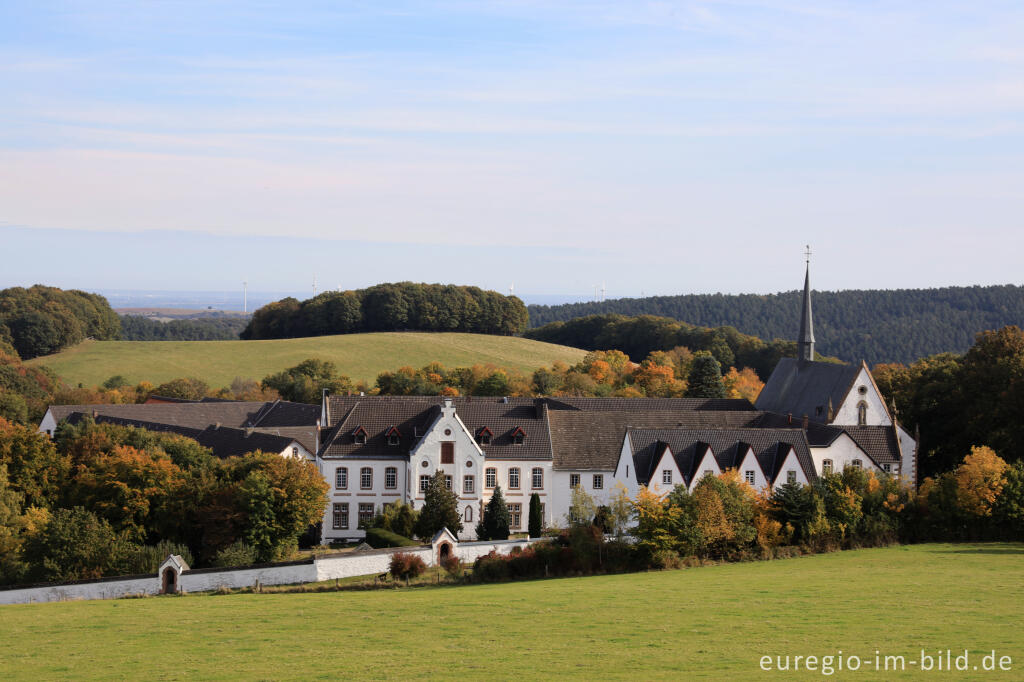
[320,396,551,461]
[46,400,319,452]
[546,409,761,471]
[63,413,301,459]
[841,425,902,467]
[627,427,816,485]
[546,397,756,412]
[755,358,864,423]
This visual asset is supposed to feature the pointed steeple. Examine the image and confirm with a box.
[797,245,815,362]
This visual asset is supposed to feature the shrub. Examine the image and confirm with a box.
[440,554,462,578]
[650,549,683,570]
[365,527,419,549]
[472,551,511,582]
[389,551,427,581]
[211,541,257,568]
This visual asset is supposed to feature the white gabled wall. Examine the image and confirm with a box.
[647,447,683,497]
[833,366,892,426]
[687,449,720,492]
[896,424,918,484]
[770,448,809,492]
[808,433,879,477]
[735,447,769,491]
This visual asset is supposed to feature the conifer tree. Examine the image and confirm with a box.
[528,492,543,538]
[685,351,727,398]
[477,485,510,540]
[414,470,462,540]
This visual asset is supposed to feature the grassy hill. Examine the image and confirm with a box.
[1,544,1021,679]
[27,332,587,388]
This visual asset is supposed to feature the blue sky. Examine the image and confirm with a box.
[2,1,1023,299]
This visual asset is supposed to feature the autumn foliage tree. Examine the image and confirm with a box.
[954,446,1008,517]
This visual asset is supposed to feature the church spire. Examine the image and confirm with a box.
[798,245,815,362]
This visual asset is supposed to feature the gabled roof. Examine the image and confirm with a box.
[627,427,816,486]
[546,397,756,412]
[755,358,863,423]
[320,396,551,461]
[63,413,302,459]
[45,400,319,452]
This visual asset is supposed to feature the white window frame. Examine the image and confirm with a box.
[332,503,349,530]
[419,474,430,492]
[786,470,797,484]
[485,468,496,489]
[592,474,603,490]
[463,475,474,494]
[744,470,755,485]
[822,459,833,475]
[360,467,373,490]
[508,503,522,528]
[508,468,520,490]
[662,469,672,485]
[569,473,580,488]
[385,467,397,490]
[531,467,543,489]
[335,467,348,490]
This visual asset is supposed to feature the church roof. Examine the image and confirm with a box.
[754,358,862,424]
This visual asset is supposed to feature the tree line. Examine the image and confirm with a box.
[119,315,249,341]
[527,284,1024,365]
[241,282,529,340]
[0,417,327,585]
[0,286,121,359]
[524,313,806,380]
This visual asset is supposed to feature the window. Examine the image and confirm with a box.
[464,506,473,522]
[360,467,372,489]
[883,463,892,474]
[441,442,454,464]
[508,503,522,528]
[477,428,492,445]
[786,470,797,484]
[569,473,580,488]
[509,468,520,489]
[744,470,755,485]
[332,503,349,530]
[463,475,474,494]
[387,433,399,446]
[419,475,430,492]
[291,446,299,458]
[851,459,863,469]
[531,468,543,489]
[358,503,374,526]
[702,470,713,478]
[485,468,496,488]
[592,474,603,490]
[511,427,525,445]
[857,402,868,426]
[822,459,833,475]
[662,469,672,485]
[335,467,348,490]
[385,467,397,489]
[353,427,367,445]
[445,475,453,491]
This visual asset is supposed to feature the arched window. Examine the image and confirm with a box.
[464,506,473,522]
[857,402,868,426]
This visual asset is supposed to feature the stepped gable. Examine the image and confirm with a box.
[627,427,814,486]
[547,408,759,471]
[62,413,299,459]
[320,396,551,461]
[754,358,862,423]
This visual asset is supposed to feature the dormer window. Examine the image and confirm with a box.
[385,425,401,446]
[476,427,492,445]
[353,426,367,445]
[511,426,525,445]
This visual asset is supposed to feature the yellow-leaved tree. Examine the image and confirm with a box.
[955,445,1008,516]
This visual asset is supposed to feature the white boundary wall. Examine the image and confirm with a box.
[0,536,542,605]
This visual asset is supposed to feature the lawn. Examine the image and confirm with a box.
[2,543,1022,680]
[26,332,587,387]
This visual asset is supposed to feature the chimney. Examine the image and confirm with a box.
[787,412,792,425]
[801,414,809,430]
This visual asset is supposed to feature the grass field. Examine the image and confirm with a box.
[26,332,587,387]
[2,544,1022,680]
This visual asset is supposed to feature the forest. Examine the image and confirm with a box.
[242,282,529,340]
[527,284,1024,365]
[0,286,121,359]
[119,314,249,341]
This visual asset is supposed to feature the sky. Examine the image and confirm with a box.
[2,1,1023,300]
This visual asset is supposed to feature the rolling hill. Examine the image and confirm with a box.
[27,332,588,388]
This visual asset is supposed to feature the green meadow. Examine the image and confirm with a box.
[27,332,587,387]
[2,543,1021,680]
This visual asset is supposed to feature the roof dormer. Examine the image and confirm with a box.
[385,425,401,446]
[476,426,493,445]
[353,426,368,445]
[510,426,525,445]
